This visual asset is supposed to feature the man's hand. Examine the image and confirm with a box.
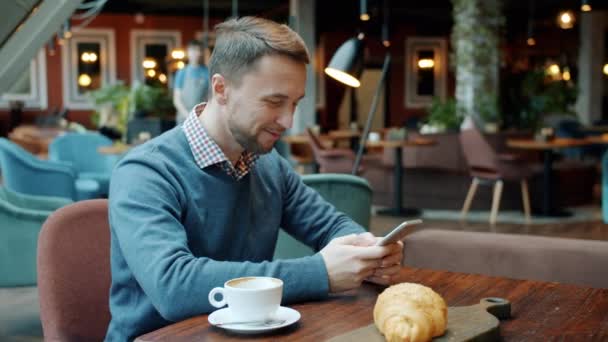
[319,233,402,293]
[350,232,404,286]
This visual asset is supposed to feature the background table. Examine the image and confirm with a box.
[507,138,595,217]
[366,138,435,217]
[136,267,608,341]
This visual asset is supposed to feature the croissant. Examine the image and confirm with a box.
[373,283,447,342]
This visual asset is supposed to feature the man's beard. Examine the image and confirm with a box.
[228,120,274,155]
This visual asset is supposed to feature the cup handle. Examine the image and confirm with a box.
[208,287,226,308]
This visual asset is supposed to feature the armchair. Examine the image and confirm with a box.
[274,173,372,259]
[49,132,119,196]
[0,138,100,201]
[305,128,383,174]
[0,186,72,286]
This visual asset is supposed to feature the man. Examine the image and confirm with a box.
[172,39,210,125]
[106,17,403,341]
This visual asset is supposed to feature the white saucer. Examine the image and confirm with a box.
[208,306,300,334]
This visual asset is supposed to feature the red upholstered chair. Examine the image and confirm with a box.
[37,199,111,341]
[305,128,358,173]
[459,125,532,225]
[305,128,383,174]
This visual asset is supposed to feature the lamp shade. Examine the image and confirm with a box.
[324,38,364,88]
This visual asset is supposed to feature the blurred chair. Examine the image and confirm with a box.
[38,199,111,341]
[49,132,119,196]
[126,117,175,143]
[0,138,99,201]
[0,186,72,287]
[459,125,532,225]
[306,128,365,174]
[603,150,608,224]
[555,118,604,160]
[274,173,372,259]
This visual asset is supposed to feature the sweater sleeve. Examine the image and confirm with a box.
[109,150,331,322]
[277,155,366,252]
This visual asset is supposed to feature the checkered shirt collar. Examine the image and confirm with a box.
[182,103,258,180]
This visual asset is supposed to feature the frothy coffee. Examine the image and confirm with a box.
[228,277,282,290]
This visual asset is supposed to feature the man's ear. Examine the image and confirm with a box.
[211,74,228,105]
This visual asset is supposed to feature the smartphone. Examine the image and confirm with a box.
[376,219,423,246]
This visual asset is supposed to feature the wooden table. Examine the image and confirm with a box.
[136,267,608,341]
[507,137,598,217]
[366,138,435,217]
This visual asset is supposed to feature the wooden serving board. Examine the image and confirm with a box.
[327,297,511,342]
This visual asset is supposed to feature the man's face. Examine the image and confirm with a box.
[224,54,306,154]
[187,46,202,64]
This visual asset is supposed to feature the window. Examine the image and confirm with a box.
[130,30,181,87]
[0,49,47,109]
[404,37,447,108]
[61,28,116,109]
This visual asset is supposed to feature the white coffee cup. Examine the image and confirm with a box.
[208,276,283,321]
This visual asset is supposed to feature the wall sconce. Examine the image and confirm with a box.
[171,49,185,60]
[417,58,435,69]
[142,58,157,69]
[603,63,608,76]
[557,11,575,29]
[581,0,592,12]
[78,73,92,87]
[81,52,98,63]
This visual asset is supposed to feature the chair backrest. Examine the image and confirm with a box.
[302,173,372,227]
[274,174,372,259]
[459,125,498,173]
[0,138,77,199]
[38,199,111,341]
[49,132,114,173]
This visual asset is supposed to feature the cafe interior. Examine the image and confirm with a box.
[1,0,607,341]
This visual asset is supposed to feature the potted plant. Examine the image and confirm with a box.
[504,69,578,131]
[89,82,130,139]
[129,83,175,119]
[420,97,464,134]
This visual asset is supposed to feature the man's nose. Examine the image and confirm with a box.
[276,111,294,130]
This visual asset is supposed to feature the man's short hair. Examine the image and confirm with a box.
[187,40,202,48]
[208,16,310,86]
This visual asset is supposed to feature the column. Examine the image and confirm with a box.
[289,0,316,134]
[451,0,503,126]
[576,11,606,125]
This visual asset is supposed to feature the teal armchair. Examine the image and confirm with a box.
[0,138,100,201]
[0,187,72,287]
[274,173,372,259]
[49,132,119,196]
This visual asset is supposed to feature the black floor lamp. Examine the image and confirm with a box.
[324,37,391,175]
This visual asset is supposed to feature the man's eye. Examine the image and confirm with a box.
[266,99,283,106]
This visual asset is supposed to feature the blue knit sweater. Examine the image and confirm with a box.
[105,127,365,341]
